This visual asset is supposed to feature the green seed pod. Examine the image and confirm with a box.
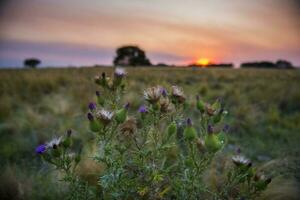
[115,108,127,124]
[184,126,197,141]
[51,147,61,158]
[90,120,103,132]
[196,96,205,112]
[116,103,129,124]
[62,137,72,149]
[184,118,197,141]
[205,134,222,153]
[167,121,177,137]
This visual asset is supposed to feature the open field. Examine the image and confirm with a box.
[1,67,300,199]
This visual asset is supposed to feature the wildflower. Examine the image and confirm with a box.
[116,103,129,124]
[160,87,168,97]
[196,138,206,153]
[113,67,126,87]
[205,127,222,152]
[144,86,162,104]
[62,129,72,148]
[87,112,102,132]
[35,144,47,154]
[96,91,105,105]
[254,173,272,191]
[159,97,172,113]
[120,118,137,137]
[171,85,185,104]
[95,72,108,87]
[88,102,97,111]
[232,155,250,166]
[207,124,214,134]
[223,124,230,133]
[205,104,215,116]
[96,109,114,125]
[46,136,62,149]
[196,95,205,112]
[114,67,126,77]
[184,118,197,141]
[138,105,148,113]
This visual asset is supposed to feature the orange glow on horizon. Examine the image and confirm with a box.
[196,58,210,66]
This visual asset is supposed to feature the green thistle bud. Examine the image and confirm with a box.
[205,132,222,153]
[96,91,104,106]
[167,121,177,137]
[184,118,197,141]
[62,130,72,148]
[87,113,103,132]
[51,145,61,157]
[196,96,205,112]
[115,103,129,124]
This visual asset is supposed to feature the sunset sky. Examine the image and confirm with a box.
[0,0,299,67]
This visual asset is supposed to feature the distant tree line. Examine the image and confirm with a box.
[22,45,296,69]
[240,60,294,69]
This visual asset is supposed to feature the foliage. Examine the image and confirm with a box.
[1,67,300,199]
[36,68,272,199]
[113,46,151,66]
[24,58,41,68]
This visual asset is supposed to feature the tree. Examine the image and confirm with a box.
[276,60,294,69]
[113,46,151,66]
[24,58,41,68]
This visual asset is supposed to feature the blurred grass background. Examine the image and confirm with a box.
[0,67,300,199]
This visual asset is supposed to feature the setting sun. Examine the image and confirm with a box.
[196,58,210,66]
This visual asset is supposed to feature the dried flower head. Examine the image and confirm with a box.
[120,118,137,137]
[232,155,250,166]
[96,109,114,125]
[144,86,162,103]
[46,136,62,149]
[114,67,126,77]
[159,97,172,112]
[171,85,185,103]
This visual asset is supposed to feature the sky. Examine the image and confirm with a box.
[0,0,299,67]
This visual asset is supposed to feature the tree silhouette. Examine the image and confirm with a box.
[24,58,41,68]
[113,46,151,66]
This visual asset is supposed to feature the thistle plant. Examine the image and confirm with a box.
[36,67,271,199]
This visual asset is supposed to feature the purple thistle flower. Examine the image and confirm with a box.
[187,118,192,126]
[124,102,130,110]
[87,112,94,121]
[35,144,47,154]
[223,124,230,132]
[236,147,241,154]
[88,102,96,111]
[96,91,100,97]
[160,87,168,97]
[138,105,148,113]
[208,124,214,134]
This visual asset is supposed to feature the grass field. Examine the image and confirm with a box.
[1,67,300,199]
